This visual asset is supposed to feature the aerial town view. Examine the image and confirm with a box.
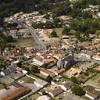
[0,0,100,100]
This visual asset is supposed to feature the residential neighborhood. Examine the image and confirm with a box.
[0,0,100,100]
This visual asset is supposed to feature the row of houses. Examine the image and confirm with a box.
[9,28,31,39]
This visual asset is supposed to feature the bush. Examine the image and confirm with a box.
[29,65,40,73]
[50,30,58,37]
[7,35,15,42]
[71,77,79,84]
[71,86,86,96]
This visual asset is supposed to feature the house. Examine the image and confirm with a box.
[85,43,100,51]
[78,50,94,60]
[46,86,64,97]
[36,95,50,100]
[45,56,57,65]
[24,52,33,58]
[1,87,32,100]
[18,28,30,38]
[57,59,63,68]
[63,93,84,100]
[0,66,16,76]
[9,29,18,39]
[9,72,25,80]
[83,86,100,100]
[85,91,98,100]
[44,59,57,68]
[53,53,64,60]
[65,67,81,78]
[93,54,100,61]
[17,75,48,92]
[40,68,56,78]
[62,55,76,68]
[32,55,44,66]
[0,66,27,82]
[55,68,65,75]
[59,81,74,91]
[0,76,14,86]
[94,66,100,72]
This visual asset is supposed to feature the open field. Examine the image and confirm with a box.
[85,73,100,89]
[16,38,35,47]
[54,28,63,36]
[0,84,5,90]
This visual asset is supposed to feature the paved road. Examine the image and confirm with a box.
[12,17,46,51]
[26,24,46,51]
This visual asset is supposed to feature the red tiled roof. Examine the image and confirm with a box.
[56,68,65,74]
[48,87,64,96]
[2,87,31,100]
[86,91,98,98]
[40,68,56,77]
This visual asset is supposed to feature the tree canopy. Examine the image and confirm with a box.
[50,30,58,37]
[70,18,100,41]
[71,86,86,96]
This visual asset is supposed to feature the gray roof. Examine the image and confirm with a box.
[62,56,76,67]
[0,76,14,85]
[2,66,16,76]
[9,72,24,80]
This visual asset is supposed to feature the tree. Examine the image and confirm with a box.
[50,30,58,37]
[63,27,70,35]
[53,18,62,27]
[52,1,71,17]
[7,43,15,49]
[29,65,40,73]
[81,11,92,19]
[71,77,79,84]
[70,18,100,41]
[0,38,7,55]
[17,61,22,68]
[0,33,15,54]
[5,23,18,29]
[71,86,86,96]
[6,35,15,42]
[44,13,50,19]
[47,76,53,83]
[0,59,7,69]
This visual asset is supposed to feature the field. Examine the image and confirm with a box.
[16,38,35,47]
[54,28,63,36]
[0,84,5,90]
[85,73,100,89]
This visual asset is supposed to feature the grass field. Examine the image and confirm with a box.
[16,38,35,47]
[0,84,5,90]
[54,28,63,36]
